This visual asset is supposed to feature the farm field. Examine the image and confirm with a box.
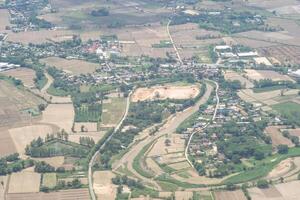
[0,128,17,157]
[264,126,294,147]
[272,102,300,126]
[1,68,36,88]
[74,122,98,132]
[41,104,75,132]
[214,190,247,200]
[249,181,300,200]
[42,173,57,188]
[40,57,99,75]
[101,97,127,126]
[0,175,8,200]
[6,188,90,200]
[93,171,117,200]
[9,124,58,155]
[224,70,254,88]
[33,156,65,168]
[244,69,295,82]
[0,9,10,31]
[131,84,200,102]
[8,171,41,193]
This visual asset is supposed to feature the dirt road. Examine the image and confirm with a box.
[112,83,213,190]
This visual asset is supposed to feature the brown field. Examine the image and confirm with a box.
[238,88,299,106]
[0,175,8,200]
[1,68,36,88]
[8,171,41,193]
[131,85,200,102]
[214,190,247,200]
[33,156,65,168]
[286,128,300,137]
[265,126,294,147]
[93,171,117,200]
[9,124,57,155]
[0,9,10,31]
[175,191,193,200]
[6,188,90,200]
[41,104,74,132]
[258,45,300,66]
[68,131,106,144]
[249,181,300,200]
[245,69,295,82]
[74,122,98,132]
[0,128,17,157]
[40,57,99,75]
[170,23,222,61]
[0,80,45,111]
[267,158,293,179]
[224,70,254,88]
[6,29,75,44]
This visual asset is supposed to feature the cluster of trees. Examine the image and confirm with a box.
[282,131,299,146]
[74,103,102,122]
[0,153,34,175]
[112,175,144,189]
[34,68,46,89]
[79,137,95,148]
[25,135,90,158]
[254,79,295,89]
[34,161,55,173]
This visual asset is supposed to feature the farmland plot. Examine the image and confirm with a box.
[1,68,36,88]
[264,126,294,147]
[245,69,295,82]
[93,171,117,200]
[224,70,254,88]
[8,171,41,193]
[214,190,247,200]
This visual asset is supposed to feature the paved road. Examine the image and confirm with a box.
[112,83,213,190]
[88,91,132,200]
[185,80,219,167]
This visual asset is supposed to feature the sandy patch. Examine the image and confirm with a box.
[93,171,117,200]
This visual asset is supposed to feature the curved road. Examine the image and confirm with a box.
[88,91,132,200]
[112,83,213,190]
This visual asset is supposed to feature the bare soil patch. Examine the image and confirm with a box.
[245,69,295,82]
[267,158,293,179]
[41,57,98,75]
[93,171,117,200]
[132,85,200,102]
[224,70,254,88]
[175,191,193,200]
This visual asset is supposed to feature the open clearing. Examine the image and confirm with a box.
[41,57,99,75]
[249,181,300,200]
[245,69,295,82]
[264,126,294,147]
[101,97,126,126]
[93,171,117,200]
[267,158,293,179]
[214,190,247,200]
[8,171,41,193]
[6,188,90,200]
[33,156,65,168]
[1,68,36,88]
[131,85,200,102]
[224,70,254,88]
[42,173,57,188]
[41,104,74,132]
[9,124,57,155]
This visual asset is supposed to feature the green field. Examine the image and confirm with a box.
[75,103,102,122]
[42,173,57,188]
[101,97,126,125]
[272,101,300,126]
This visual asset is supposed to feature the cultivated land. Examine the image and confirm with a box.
[8,171,41,193]
[1,68,36,88]
[41,104,75,132]
[101,97,127,126]
[41,57,99,75]
[42,173,57,188]
[93,171,117,200]
[224,70,254,88]
[0,9,10,31]
[214,190,247,200]
[245,69,295,82]
[131,84,200,102]
[264,126,294,147]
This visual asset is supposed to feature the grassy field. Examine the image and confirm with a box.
[272,101,300,126]
[75,103,102,122]
[42,173,57,188]
[101,97,126,125]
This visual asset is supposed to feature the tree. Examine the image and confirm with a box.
[277,145,288,154]
[257,180,269,189]
[165,139,171,146]
[38,104,46,111]
[226,183,237,191]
